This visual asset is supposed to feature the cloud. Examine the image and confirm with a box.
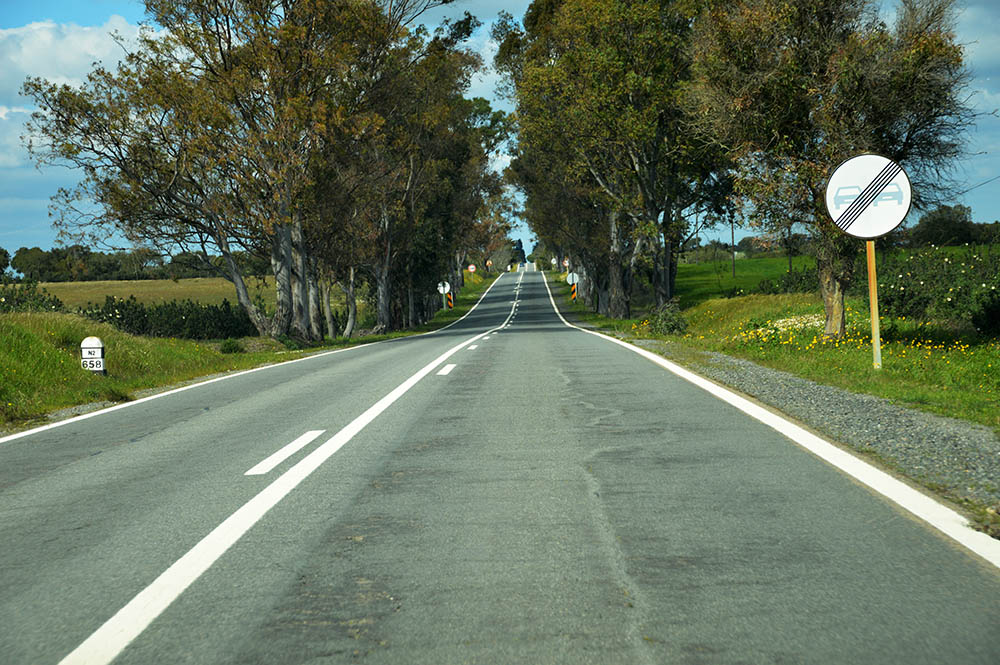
[0,15,142,108]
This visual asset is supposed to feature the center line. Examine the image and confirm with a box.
[245,431,325,476]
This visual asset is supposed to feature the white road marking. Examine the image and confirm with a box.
[244,431,325,476]
[58,289,522,665]
[468,345,479,350]
[540,272,1000,571]
[437,364,457,376]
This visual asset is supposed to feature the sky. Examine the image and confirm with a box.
[1,0,998,257]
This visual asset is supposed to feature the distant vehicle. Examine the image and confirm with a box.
[874,183,904,206]
[834,185,861,208]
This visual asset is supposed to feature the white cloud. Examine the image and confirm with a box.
[0,15,142,108]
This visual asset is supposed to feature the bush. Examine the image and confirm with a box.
[649,299,688,335]
[79,296,257,339]
[0,278,65,313]
[219,338,245,354]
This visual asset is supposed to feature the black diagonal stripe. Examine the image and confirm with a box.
[835,162,902,231]
[835,163,901,231]
[835,161,900,229]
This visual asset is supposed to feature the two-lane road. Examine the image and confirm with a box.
[1,269,998,664]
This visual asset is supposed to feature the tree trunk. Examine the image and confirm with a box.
[270,224,293,337]
[321,280,336,339]
[819,262,847,338]
[216,224,269,336]
[339,266,357,338]
[308,265,323,340]
[290,216,313,339]
[607,211,630,319]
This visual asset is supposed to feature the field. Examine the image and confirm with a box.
[40,277,278,309]
[674,255,816,307]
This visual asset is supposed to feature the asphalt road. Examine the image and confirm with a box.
[1,269,998,664]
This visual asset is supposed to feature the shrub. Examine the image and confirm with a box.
[649,299,688,335]
[0,278,65,313]
[79,296,257,339]
[219,338,245,354]
[753,267,819,295]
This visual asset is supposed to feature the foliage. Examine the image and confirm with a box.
[877,245,1000,333]
[218,338,245,354]
[0,278,65,313]
[753,267,822,296]
[690,0,975,337]
[648,299,688,335]
[79,296,257,340]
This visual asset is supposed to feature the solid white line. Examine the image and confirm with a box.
[540,272,1000,571]
[437,364,456,376]
[1,274,508,447]
[244,430,325,476]
[58,288,521,665]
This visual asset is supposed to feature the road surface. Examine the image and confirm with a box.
[1,269,998,664]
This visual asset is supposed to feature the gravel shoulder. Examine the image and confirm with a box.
[551,290,1000,532]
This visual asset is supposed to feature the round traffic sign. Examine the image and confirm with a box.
[562,258,569,267]
[825,154,911,239]
[566,272,579,285]
[550,258,557,266]
[486,259,493,267]
[437,281,450,294]
[468,264,476,273]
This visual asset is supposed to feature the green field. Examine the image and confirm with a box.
[674,255,816,307]
[40,277,278,309]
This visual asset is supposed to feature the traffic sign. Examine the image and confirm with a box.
[468,264,476,273]
[437,281,450,294]
[486,259,493,267]
[550,258,557,266]
[566,272,579,285]
[825,154,911,239]
[562,258,569,267]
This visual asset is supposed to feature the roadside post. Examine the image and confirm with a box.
[550,258,557,269]
[447,292,454,309]
[437,281,450,311]
[566,272,579,301]
[80,336,106,376]
[825,154,912,369]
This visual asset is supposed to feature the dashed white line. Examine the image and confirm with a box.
[244,431,325,476]
[468,345,479,350]
[437,364,457,376]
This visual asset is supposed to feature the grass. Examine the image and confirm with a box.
[1,269,499,431]
[674,255,816,308]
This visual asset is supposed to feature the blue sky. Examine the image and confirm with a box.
[1,1,998,256]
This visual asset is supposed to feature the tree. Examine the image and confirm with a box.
[910,204,976,246]
[0,247,9,274]
[690,0,975,336]
[11,247,51,281]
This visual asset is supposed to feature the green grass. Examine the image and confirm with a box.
[674,255,816,308]
[1,270,500,430]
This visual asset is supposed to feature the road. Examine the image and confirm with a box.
[1,268,998,664]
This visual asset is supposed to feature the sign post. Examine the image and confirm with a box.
[437,281,450,310]
[825,153,911,369]
[566,272,579,301]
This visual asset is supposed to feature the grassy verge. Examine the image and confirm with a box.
[674,255,816,308]
[547,273,1000,537]
[1,270,499,432]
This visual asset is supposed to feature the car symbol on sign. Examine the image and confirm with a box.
[873,183,903,206]
[833,186,861,209]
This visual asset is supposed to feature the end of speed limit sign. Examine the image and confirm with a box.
[825,154,911,239]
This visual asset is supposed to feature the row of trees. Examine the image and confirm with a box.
[23,0,513,340]
[496,0,975,336]
[1,246,263,281]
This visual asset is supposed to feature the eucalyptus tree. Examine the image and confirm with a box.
[496,0,731,316]
[690,0,974,336]
[23,0,457,340]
